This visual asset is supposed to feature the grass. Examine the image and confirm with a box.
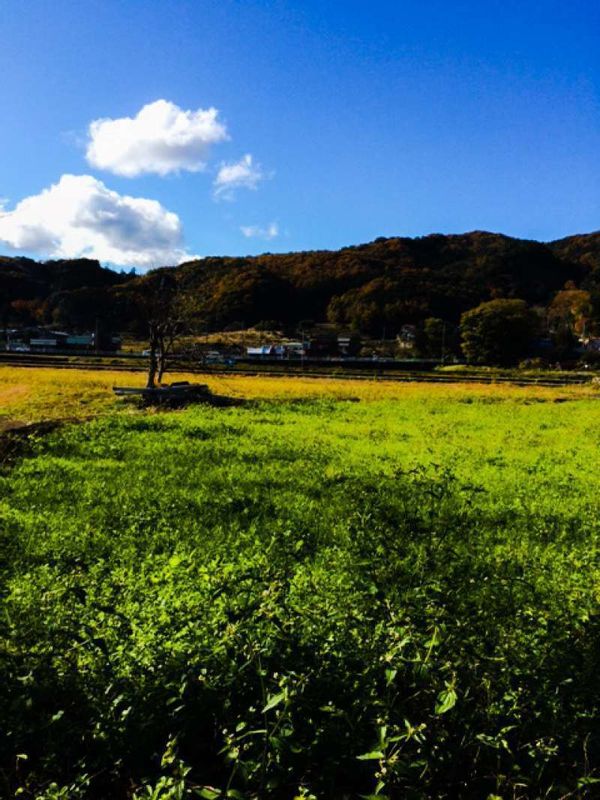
[1,365,597,427]
[0,370,599,798]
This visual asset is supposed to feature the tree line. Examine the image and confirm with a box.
[2,230,600,365]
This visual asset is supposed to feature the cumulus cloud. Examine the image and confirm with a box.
[240,222,279,240]
[86,99,229,177]
[214,154,266,199]
[0,174,192,268]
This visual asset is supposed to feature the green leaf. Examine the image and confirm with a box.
[360,795,390,800]
[435,687,457,714]
[262,691,285,713]
[577,777,600,787]
[356,750,384,760]
[197,787,221,799]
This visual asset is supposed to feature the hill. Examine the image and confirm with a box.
[2,230,599,335]
[0,255,125,300]
[549,231,600,276]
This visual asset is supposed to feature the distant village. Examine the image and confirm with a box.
[2,324,426,362]
[3,328,122,353]
[3,321,600,371]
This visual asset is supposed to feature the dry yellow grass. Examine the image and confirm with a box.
[0,365,596,427]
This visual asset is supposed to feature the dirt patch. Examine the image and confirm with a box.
[0,417,22,434]
[0,420,63,468]
[0,383,31,408]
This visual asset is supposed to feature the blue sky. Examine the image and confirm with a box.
[0,0,598,268]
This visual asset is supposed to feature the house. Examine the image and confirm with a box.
[29,337,59,350]
[337,333,361,356]
[246,342,306,358]
[247,345,278,357]
[25,330,121,352]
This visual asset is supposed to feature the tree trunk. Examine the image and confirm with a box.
[146,349,158,389]
[157,352,165,384]
[156,332,167,384]
[147,321,178,387]
[146,326,159,389]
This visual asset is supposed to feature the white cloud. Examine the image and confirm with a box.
[0,174,193,268]
[86,99,229,177]
[240,222,279,240]
[214,154,266,199]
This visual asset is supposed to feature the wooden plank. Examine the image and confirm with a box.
[112,384,210,397]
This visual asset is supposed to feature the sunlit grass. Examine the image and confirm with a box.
[1,365,597,427]
[1,385,599,796]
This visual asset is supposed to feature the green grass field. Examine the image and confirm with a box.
[1,380,599,798]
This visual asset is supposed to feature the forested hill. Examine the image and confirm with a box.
[0,255,126,305]
[549,231,600,274]
[2,230,600,334]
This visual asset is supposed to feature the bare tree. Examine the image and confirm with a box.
[142,272,188,389]
[147,317,185,387]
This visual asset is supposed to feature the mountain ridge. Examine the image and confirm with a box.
[2,230,599,334]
